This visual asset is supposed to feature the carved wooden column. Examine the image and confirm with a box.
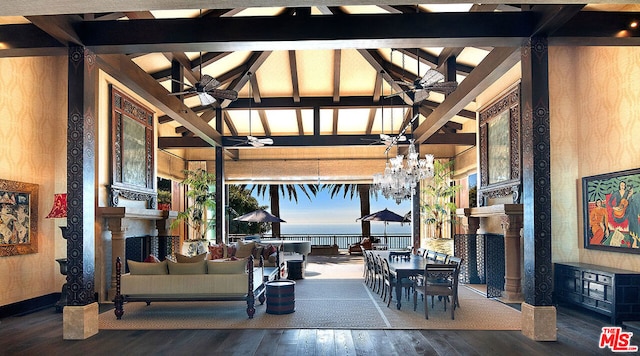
[501,214,523,301]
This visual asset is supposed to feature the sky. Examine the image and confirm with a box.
[251,186,413,234]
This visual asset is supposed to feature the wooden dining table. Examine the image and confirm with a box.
[374,250,429,310]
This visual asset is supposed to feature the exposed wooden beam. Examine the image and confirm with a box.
[0,23,67,57]
[333,49,341,103]
[96,53,222,147]
[158,132,475,148]
[75,13,535,53]
[0,0,612,17]
[413,47,521,144]
[357,49,413,106]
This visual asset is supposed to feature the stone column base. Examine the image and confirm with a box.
[521,302,557,341]
[63,302,99,340]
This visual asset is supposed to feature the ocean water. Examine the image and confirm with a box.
[278,223,411,236]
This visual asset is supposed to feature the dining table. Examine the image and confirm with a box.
[374,250,429,310]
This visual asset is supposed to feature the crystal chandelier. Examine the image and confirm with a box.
[372,140,434,204]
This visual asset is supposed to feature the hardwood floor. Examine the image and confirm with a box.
[0,302,618,355]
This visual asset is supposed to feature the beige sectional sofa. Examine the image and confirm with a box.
[113,255,268,319]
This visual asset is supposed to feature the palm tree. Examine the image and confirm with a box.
[421,159,460,239]
[241,184,319,237]
[322,183,372,238]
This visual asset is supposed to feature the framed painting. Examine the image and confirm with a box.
[477,85,521,205]
[0,179,38,256]
[583,168,640,253]
[110,85,156,208]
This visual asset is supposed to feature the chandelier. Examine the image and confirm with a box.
[372,140,434,204]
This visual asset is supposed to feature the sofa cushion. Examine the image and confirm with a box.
[175,252,208,263]
[128,260,168,275]
[168,260,207,274]
[207,259,247,274]
[235,240,255,258]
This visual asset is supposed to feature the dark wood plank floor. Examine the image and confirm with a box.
[0,301,620,355]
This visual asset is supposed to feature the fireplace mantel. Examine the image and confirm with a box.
[456,204,523,302]
[98,207,178,300]
[456,204,523,219]
[97,207,177,221]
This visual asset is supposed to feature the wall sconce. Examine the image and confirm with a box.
[46,193,68,312]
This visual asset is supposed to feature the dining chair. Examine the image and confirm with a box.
[380,256,413,306]
[434,252,448,263]
[413,263,459,319]
[425,250,437,262]
[362,248,372,286]
[445,256,463,308]
[372,253,384,294]
[388,253,414,300]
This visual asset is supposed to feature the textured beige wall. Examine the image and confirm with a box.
[550,46,640,270]
[0,56,68,305]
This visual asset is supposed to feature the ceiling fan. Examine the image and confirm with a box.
[169,74,238,106]
[228,72,273,148]
[388,68,458,103]
[363,133,407,146]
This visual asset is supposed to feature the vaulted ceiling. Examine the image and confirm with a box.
[1,2,639,182]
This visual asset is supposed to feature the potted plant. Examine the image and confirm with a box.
[420,159,460,239]
[170,168,216,248]
[157,189,172,211]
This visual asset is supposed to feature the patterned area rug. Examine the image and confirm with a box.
[99,255,521,330]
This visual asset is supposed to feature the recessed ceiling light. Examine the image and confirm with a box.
[630,21,638,29]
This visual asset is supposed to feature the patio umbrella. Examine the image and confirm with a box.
[357,208,409,244]
[233,209,286,223]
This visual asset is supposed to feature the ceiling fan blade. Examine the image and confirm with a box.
[383,89,412,99]
[257,138,274,145]
[414,89,430,103]
[397,135,407,142]
[250,140,265,147]
[197,92,217,106]
[393,80,415,89]
[419,69,444,87]
[425,81,458,94]
[207,89,238,101]
[200,75,221,91]
[168,90,195,96]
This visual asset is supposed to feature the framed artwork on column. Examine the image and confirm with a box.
[477,85,521,205]
[109,85,157,208]
[583,168,640,253]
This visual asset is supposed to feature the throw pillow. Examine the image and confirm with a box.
[175,252,208,263]
[226,244,237,258]
[252,245,264,261]
[235,240,255,258]
[167,260,206,274]
[206,259,247,274]
[268,252,278,264]
[143,254,160,263]
[263,244,277,260]
[208,243,226,260]
[127,260,168,275]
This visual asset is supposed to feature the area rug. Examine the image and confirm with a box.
[99,255,521,331]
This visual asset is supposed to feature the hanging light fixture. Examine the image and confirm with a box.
[372,49,435,204]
